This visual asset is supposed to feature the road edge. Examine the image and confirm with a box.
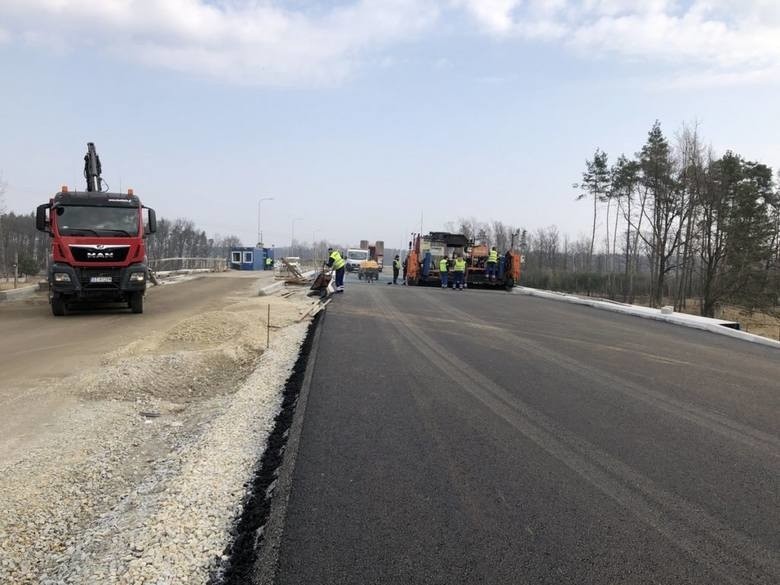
[258,281,284,296]
[512,286,780,349]
[250,307,326,585]
[0,284,41,302]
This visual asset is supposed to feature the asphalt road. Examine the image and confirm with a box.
[272,275,780,585]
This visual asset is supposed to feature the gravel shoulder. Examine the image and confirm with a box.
[0,276,319,584]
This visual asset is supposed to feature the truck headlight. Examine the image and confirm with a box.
[53,272,71,282]
[129,272,145,282]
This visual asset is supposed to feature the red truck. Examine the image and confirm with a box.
[35,143,157,316]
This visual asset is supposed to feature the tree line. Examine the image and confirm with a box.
[529,121,779,316]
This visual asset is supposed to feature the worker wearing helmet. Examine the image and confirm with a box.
[326,247,346,293]
[390,254,401,285]
[452,254,467,291]
[486,246,499,281]
[439,256,449,288]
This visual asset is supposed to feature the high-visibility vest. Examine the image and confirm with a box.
[393,259,400,270]
[439,258,448,272]
[488,249,498,263]
[453,258,466,272]
[265,257,272,265]
[330,250,345,270]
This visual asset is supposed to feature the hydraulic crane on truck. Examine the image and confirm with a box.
[36,143,158,315]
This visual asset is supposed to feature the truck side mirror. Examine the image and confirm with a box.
[36,204,50,233]
[144,207,157,235]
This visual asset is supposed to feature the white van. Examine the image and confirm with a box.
[345,249,369,272]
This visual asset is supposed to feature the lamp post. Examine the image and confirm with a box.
[257,197,274,246]
[312,229,320,263]
[291,217,303,257]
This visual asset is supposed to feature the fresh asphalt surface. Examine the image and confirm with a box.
[272,272,779,585]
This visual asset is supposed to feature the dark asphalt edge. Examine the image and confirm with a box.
[206,310,325,585]
[250,307,327,585]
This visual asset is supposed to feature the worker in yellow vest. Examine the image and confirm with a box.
[326,248,346,293]
[452,254,467,291]
[486,246,499,281]
[439,256,449,288]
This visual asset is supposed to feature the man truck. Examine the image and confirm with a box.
[35,143,157,316]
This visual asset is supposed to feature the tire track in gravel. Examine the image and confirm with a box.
[372,287,780,585]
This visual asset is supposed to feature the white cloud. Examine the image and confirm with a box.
[457,0,780,86]
[0,0,440,85]
[0,1,778,87]
[454,0,522,33]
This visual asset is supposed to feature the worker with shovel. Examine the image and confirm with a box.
[326,247,346,293]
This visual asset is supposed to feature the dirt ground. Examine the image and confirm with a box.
[0,273,320,584]
[676,300,780,342]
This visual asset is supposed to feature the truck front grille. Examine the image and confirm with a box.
[77,268,123,290]
[70,245,130,262]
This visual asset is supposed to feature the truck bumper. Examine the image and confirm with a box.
[49,263,148,300]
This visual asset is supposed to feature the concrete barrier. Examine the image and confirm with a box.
[512,286,780,350]
[0,284,42,302]
[258,281,285,296]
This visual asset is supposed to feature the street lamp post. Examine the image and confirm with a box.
[291,217,303,257]
[312,229,321,263]
[257,197,274,246]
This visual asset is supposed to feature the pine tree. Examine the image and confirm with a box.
[576,148,610,273]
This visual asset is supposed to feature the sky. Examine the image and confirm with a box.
[1,0,779,250]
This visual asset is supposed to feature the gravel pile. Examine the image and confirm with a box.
[0,287,316,585]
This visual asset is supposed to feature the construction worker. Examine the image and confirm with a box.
[452,254,466,291]
[326,247,346,293]
[265,256,273,270]
[439,256,449,288]
[486,246,499,281]
[402,255,408,285]
[391,254,401,285]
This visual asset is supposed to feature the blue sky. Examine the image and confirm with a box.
[1,1,779,249]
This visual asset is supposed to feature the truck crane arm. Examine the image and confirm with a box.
[83,142,104,192]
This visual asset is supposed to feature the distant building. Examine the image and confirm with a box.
[229,246,274,270]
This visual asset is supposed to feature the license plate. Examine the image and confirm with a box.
[90,276,113,283]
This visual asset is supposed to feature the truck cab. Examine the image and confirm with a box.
[36,187,157,315]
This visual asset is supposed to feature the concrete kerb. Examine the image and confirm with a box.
[512,286,780,350]
[0,284,41,302]
[258,281,284,297]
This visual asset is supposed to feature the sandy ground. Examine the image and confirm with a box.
[0,273,320,584]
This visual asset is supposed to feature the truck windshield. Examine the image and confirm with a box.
[348,250,369,260]
[55,205,139,237]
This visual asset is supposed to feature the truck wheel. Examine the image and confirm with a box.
[51,294,67,316]
[129,292,144,314]
[504,277,515,291]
